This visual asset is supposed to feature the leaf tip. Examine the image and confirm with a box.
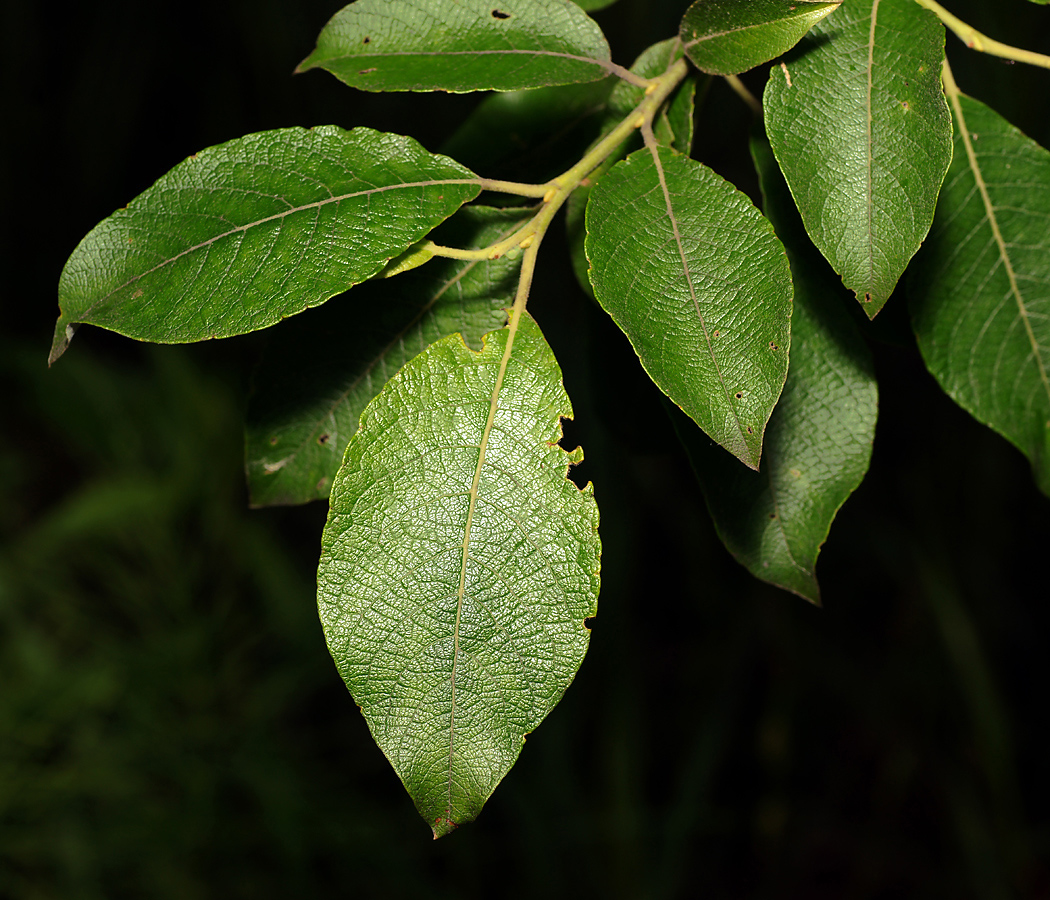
[48,319,77,367]
[431,816,458,839]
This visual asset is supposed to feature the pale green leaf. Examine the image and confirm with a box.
[682,135,877,602]
[50,127,480,364]
[910,93,1050,496]
[680,0,840,75]
[245,206,528,507]
[763,0,952,317]
[297,0,614,93]
[317,313,600,837]
[586,146,793,468]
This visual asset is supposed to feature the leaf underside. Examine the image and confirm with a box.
[245,206,528,507]
[684,135,877,603]
[51,127,479,363]
[763,0,952,317]
[910,94,1050,496]
[297,0,613,93]
[317,314,600,837]
[586,145,793,468]
[680,0,840,76]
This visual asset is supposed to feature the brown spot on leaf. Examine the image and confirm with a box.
[358,67,378,74]
[317,433,331,445]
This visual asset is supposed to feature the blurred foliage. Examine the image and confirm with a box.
[2,0,1050,896]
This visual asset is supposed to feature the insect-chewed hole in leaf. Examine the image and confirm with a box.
[317,433,331,445]
[769,342,779,351]
[713,329,721,338]
[491,9,511,18]
[746,426,754,435]
[362,36,370,44]
[583,616,597,632]
[735,391,744,400]
[863,292,872,303]
[268,435,279,446]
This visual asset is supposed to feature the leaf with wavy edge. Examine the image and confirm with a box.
[910,92,1050,496]
[680,0,840,76]
[51,127,481,364]
[297,0,616,93]
[763,0,952,317]
[317,313,600,837]
[586,144,792,468]
[245,206,528,507]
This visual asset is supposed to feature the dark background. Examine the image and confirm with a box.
[3,1,1050,897]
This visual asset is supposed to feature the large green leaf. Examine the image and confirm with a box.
[297,0,614,93]
[910,93,1050,496]
[245,206,528,507]
[317,313,600,837]
[682,135,877,602]
[50,127,480,364]
[679,0,840,76]
[586,146,792,468]
[565,38,699,298]
[763,0,952,317]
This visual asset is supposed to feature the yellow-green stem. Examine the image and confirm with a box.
[428,56,690,263]
[915,0,1050,70]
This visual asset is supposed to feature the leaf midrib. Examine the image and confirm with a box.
[949,92,1050,406]
[71,178,484,325]
[645,138,751,462]
[683,3,838,48]
[864,0,880,302]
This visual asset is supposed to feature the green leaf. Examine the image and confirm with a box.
[763,0,952,317]
[574,0,619,10]
[586,145,793,468]
[317,313,600,837]
[681,134,877,603]
[565,38,699,298]
[245,206,528,507]
[297,0,614,93]
[441,78,615,183]
[680,0,840,76]
[909,93,1050,496]
[50,127,481,364]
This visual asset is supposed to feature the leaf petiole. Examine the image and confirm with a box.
[914,0,1050,70]
[429,57,690,263]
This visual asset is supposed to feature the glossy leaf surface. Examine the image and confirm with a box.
[317,313,600,836]
[685,136,877,602]
[245,206,527,506]
[51,127,479,364]
[297,0,613,93]
[910,94,1050,495]
[680,0,840,76]
[586,146,792,468]
[764,0,952,317]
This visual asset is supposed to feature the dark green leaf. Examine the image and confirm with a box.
[910,93,1050,496]
[680,0,840,75]
[245,206,528,507]
[586,145,793,468]
[575,0,619,10]
[682,135,877,602]
[51,127,480,364]
[317,313,600,837]
[763,0,952,317]
[297,0,614,93]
